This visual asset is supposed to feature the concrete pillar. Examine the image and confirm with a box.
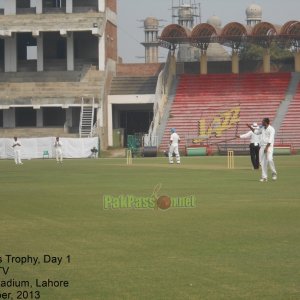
[98,0,105,12]
[200,50,208,75]
[36,0,42,14]
[66,0,73,13]
[4,0,16,15]
[97,106,103,127]
[263,48,271,73]
[4,35,17,72]
[295,51,300,73]
[37,33,44,72]
[67,32,74,71]
[170,51,177,77]
[108,102,113,146]
[98,36,105,71]
[3,108,15,128]
[66,108,73,127]
[36,109,43,128]
[232,50,239,74]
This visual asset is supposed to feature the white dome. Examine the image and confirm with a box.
[178,6,193,20]
[246,3,262,20]
[207,15,222,28]
[144,17,159,29]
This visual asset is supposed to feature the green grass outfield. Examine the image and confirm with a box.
[0,156,300,300]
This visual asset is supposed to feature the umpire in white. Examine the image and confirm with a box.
[238,122,260,169]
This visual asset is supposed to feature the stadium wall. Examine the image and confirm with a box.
[181,59,295,74]
[106,0,117,12]
[116,63,164,77]
[106,22,118,62]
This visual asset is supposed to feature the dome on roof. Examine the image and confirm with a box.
[144,17,159,29]
[207,15,222,28]
[246,3,262,20]
[178,5,193,20]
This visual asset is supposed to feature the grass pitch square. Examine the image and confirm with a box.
[0,156,300,300]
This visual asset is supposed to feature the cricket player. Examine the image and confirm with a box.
[247,118,277,182]
[237,122,260,169]
[169,128,180,164]
[54,137,63,163]
[12,137,23,165]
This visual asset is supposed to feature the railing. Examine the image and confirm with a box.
[79,97,95,138]
[89,97,95,137]
[147,51,175,144]
[88,122,98,138]
[142,134,158,147]
[86,58,115,139]
[79,98,84,138]
[16,8,36,14]
[73,6,98,13]
[147,71,163,139]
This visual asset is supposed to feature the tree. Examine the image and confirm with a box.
[240,42,293,61]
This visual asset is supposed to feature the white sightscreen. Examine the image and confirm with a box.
[0,137,99,159]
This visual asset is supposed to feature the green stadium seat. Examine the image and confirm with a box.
[43,150,50,159]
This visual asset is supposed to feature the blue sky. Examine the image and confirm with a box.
[0,0,298,63]
[117,0,300,62]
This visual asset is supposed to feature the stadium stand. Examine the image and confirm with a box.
[159,73,292,153]
[0,67,103,106]
[276,83,300,150]
[110,76,158,95]
[0,128,77,138]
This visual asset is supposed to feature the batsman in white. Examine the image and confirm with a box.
[54,137,63,163]
[12,136,23,165]
[247,118,277,182]
[169,128,180,164]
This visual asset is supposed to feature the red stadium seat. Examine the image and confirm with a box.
[160,73,293,152]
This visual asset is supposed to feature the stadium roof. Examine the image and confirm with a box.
[159,21,300,50]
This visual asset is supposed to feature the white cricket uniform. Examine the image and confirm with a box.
[169,132,180,164]
[254,125,277,179]
[54,140,63,162]
[12,140,22,164]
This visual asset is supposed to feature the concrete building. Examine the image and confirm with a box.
[0,0,117,147]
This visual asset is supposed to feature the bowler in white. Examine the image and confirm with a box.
[54,137,63,163]
[169,128,180,164]
[247,118,277,182]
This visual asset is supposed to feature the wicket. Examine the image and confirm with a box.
[126,149,132,165]
[227,150,234,169]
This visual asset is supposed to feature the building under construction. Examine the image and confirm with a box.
[0,0,117,148]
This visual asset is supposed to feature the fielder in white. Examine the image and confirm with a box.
[54,137,63,163]
[247,118,277,182]
[169,128,180,164]
[12,137,23,165]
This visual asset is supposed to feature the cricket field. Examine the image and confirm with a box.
[0,155,299,300]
